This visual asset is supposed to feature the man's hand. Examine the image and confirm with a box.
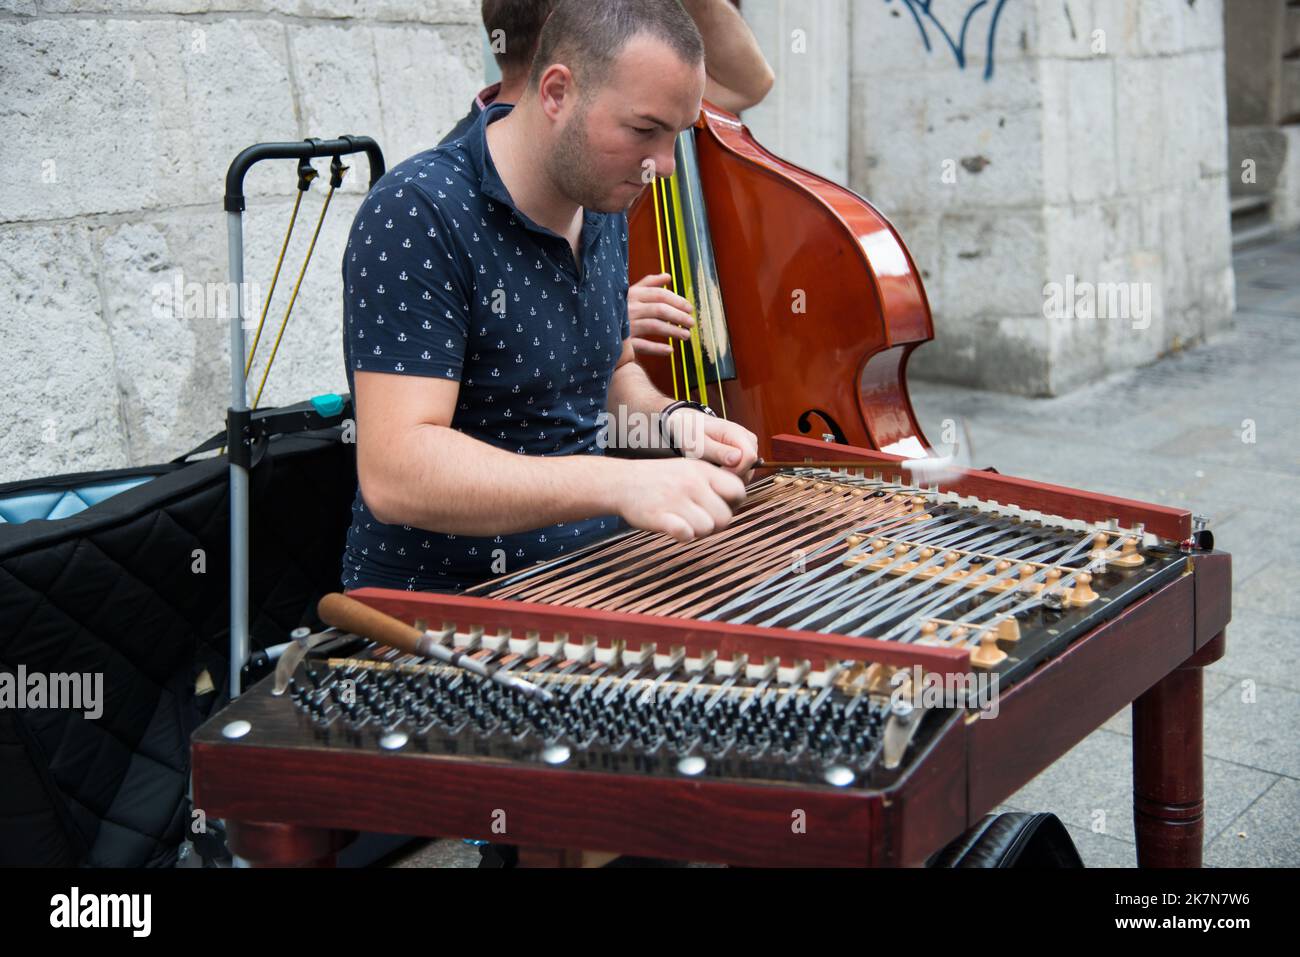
[613,458,747,544]
[628,273,693,358]
[666,409,759,481]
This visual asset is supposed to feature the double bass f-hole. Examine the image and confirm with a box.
[797,409,848,445]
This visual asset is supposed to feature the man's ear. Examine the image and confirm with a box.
[536,63,577,122]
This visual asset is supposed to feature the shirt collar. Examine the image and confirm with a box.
[474,81,501,112]
[464,101,515,210]
[464,102,606,247]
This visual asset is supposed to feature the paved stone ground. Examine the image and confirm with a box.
[386,229,1300,869]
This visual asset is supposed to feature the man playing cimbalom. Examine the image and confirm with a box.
[340,0,760,602]
[446,0,774,361]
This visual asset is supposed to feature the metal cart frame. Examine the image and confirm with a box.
[222,136,384,697]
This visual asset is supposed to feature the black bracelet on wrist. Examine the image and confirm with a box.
[659,399,716,455]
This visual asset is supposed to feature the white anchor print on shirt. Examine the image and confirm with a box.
[341,116,630,590]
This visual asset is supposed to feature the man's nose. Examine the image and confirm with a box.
[652,143,676,181]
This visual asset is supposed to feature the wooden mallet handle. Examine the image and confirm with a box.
[317,593,434,656]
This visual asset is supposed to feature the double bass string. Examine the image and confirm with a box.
[666,168,710,407]
[655,176,695,403]
[654,169,710,409]
[651,131,742,418]
[649,176,680,401]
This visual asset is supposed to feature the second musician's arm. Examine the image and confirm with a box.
[682,0,775,114]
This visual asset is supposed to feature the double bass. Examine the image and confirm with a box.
[627,103,935,461]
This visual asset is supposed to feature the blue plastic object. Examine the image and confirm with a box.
[0,476,156,525]
[310,393,345,417]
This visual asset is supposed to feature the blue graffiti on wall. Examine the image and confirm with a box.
[887,0,1010,81]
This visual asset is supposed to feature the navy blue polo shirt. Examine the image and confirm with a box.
[340,102,630,592]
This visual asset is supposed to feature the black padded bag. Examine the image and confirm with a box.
[928,812,1085,868]
[0,427,356,866]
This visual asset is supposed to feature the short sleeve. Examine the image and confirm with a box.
[343,183,472,382]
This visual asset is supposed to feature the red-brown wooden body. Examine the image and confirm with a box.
[627,104,935,460]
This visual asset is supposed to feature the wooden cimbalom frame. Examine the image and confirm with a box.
[191,434,1230,868]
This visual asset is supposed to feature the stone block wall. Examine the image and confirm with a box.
[854,0,1234,395]
[745,0,1236,397]
[0,0,483,482]
[1224,0,1300,234]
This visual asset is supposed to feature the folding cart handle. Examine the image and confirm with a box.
[223,135,386,212]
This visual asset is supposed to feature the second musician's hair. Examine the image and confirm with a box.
[526,0,704,94]
[481,0,557,74]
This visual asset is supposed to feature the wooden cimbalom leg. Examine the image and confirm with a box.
[1132,632,1227,867]
[192,438,1229,868]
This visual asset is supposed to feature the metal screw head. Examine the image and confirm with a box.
[541,744,571,765]
[222,719,252,739]
[676,755,707,776]
[824,765,856,787]
[290,627,311,640]
[379,731,408,751]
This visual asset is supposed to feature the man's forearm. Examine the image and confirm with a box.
[606,358,675,421]
[683,0,774,111]
[606,360,717,459]
[364,424,626,535]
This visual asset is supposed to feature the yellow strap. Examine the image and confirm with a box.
[251,184,336,410]
[244,188,304,380]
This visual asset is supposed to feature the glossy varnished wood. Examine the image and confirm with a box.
[627,105,933,460]
[224,820,355,868]
[1132,632,1225,867]
[1192,553,1232,649]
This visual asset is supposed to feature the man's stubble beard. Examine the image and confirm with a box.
[546,99,638,214]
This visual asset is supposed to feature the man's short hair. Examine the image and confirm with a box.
[526,0,704,94]
[482,0,556,75]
